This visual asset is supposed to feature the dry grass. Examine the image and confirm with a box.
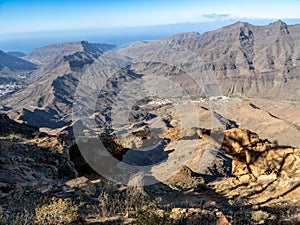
[97,183,147,218]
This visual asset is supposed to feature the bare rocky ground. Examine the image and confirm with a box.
[0,104,299,225]
[185,98,300,148]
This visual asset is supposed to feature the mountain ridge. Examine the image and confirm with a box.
[24,41,116,65]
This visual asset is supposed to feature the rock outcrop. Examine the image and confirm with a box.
[165,165,205,190]
[209,128,300,207]
[218,128,299,180]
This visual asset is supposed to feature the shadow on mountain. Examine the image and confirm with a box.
[19,108,69,129]
[122,139,173,166]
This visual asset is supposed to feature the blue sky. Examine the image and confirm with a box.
[1,0,300,34]
[1,0,300,52]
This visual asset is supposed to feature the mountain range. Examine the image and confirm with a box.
[1,20,300,140]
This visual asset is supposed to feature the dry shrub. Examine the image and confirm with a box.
[34,197,78,225]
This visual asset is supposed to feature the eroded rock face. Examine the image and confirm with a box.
[208,128,300,207]
[219,128,300,181]
[232,159,249,176]
[0,136,77,189]
[210,146,300,206]
[0,113,78,191]
[220,128,260,158]
[246,147,299,178]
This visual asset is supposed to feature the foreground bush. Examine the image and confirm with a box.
[34,197,78,225]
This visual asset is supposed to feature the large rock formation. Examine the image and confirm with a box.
[208,128,300,207]
[217,128,299,180]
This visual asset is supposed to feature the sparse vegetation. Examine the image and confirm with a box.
[129,199,185,225]
[130,208,184,225]
[251,210,270,223]
[34,197,79,225]
[196,181,207,191]
[97,183,147,218]
[272,139,279,146]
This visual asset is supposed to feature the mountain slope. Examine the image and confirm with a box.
[163,20,299,73]
[0,50,36,71]
[5,41,116,128]
[6,51,26,58]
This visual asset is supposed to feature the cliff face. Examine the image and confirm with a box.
[163,20,300,74]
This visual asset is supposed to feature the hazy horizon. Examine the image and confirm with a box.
[1,0,300,52]
[2,18,300,53]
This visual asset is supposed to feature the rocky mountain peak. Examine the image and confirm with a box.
[272,19,287,26]
[265,19,289,33]
[164,31,201,44]
[217,21,253,34]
